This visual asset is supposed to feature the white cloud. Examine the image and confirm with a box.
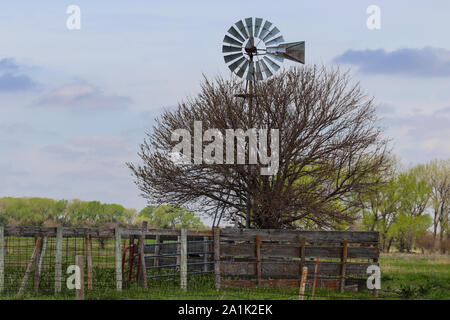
[36,82,132,111]
[382,107,450,163]
[334,47,450,77]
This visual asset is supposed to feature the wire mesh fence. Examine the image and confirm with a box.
[0,233,118,297]
[0,226,216,298]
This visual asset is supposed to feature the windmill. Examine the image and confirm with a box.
[218,17,306,228]
[222,17,305,82]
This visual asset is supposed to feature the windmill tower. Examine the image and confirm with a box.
[221,17,306,228]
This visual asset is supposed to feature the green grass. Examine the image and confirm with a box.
[378,252,450,299]
[1,252,448,300]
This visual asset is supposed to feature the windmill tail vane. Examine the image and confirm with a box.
[222,17,305,81]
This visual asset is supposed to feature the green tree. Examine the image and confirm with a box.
[0,197,136,227]
[360,176,400,252]
[359,164,432,252]
[423,159,450,253]
[0,197,66,226]
[389,213,431,253]
[135,205,205,229]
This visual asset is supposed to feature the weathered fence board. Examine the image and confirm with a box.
[220,261,377,278]
[220,243,379,259]
[220,229,379,243]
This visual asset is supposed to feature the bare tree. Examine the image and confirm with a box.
[128,65,390,229]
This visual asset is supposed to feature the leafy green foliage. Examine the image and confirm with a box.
[135,205,206,229]
[359,163,433,252]
[0,197,136,227]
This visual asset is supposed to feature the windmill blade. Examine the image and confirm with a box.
[246,61,255,80]
[245,17,253,37]
[267,41,305,64]
[254,18,263,38]
[255,60,264,80]
[223,35,243,47]
[236,60,249,78]
[266,53,284,63]
[265,35,284,47]
[265,46,280,53]
[258,20,272,40]
[235,20,249,39]
[224,52,244,63]
[227,26,245,42]
[263,56,281,71]
[259,59,273,78]
[263,27,280,42]
[228,56,246,72]
[222,45,242,53]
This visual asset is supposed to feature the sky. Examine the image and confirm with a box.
[1,1,449,220]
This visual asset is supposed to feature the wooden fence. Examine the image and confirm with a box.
[214,228,380,292]
[0,226,379,295]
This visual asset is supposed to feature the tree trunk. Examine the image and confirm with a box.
[386,238,393,253]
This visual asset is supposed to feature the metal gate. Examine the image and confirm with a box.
[120,228,214,287]
[143,235,214,279]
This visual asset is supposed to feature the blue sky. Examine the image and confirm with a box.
[1,1,449,216]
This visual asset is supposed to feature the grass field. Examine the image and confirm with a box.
[1,252,448,300]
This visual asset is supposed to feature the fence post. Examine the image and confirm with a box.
[154,235,160,267]
[214,227,221,290]
[85,234,93,291]
[139,222,148,289]
[180,228,187,291]
[299,237,306,276]
[18,237,42,297]
[0,226,4,293]
[339,239,348,293]
[115,227,122,291]
[38,237,48,278]
[203,236,209,273]
[299,266,308,300]
[311,257,320,300]
[255,234,262,286]
[33,237,43,293]
[55,227,63,293]
[177,234,181,267]
[75,255,84,300]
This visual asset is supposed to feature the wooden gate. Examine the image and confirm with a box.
[214,228,379,291]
